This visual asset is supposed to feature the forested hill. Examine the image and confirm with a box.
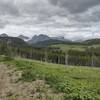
[0,36,100,67]
[32,39,72,47]
[0,37,29,48]
[83,38,100,45]
[31,38,100,47]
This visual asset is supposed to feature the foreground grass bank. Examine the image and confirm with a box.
[3,58,100,100]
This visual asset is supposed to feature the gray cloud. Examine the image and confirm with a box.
[48,0,100,13]
[0,0,100,40]
[0,0,20,16]
[0,19,8,28]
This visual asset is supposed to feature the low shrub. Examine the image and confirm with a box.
[56,82,74,94]
[21,69,36,82]
[0,55,14,62]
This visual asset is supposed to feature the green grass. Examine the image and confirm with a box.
[4,58,100,100]
[51,44,87,52]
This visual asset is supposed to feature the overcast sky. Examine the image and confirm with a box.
[0,0,100,40]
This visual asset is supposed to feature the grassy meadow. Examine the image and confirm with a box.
[51,44,100,52]
[50,44,87,52]
[2,57,100,100]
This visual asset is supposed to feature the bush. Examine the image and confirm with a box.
[56,82,73,94]
[45,73,61,85]
[64,91,95,100]
[3,56,14,61]
[64,90,100,100]
[21,69,36,82]
[0,55,14,62]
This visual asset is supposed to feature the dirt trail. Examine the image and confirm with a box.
[0,64,63,100]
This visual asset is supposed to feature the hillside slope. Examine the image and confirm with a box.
[0,62,63,100]
[3,58,100,100]
[83,38,100,45]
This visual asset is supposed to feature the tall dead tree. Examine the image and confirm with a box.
[91,33,95,67]
[45,50,48,63]
[65,52,68,66]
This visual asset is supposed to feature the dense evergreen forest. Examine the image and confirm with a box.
[0,37,100,67]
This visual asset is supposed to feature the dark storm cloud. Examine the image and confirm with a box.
[0,0,100,26]
[48,0,100,13]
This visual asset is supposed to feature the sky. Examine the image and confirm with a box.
[0,0,100,40]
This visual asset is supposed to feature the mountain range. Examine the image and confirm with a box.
[18,35,30,41]
[0,33,100,47]
[28,34,50,44]
[0,33,8,37]
[28,34,70,44]
[0,33,70,43]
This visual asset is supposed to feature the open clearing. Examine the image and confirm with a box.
[0,58,100,100]
[0,63,63,100]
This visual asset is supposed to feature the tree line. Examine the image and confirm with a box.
[0,41,100,67]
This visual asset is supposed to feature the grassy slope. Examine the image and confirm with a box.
[50,44,87,52]
[50,44,100,52]
[5,58,100,100]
